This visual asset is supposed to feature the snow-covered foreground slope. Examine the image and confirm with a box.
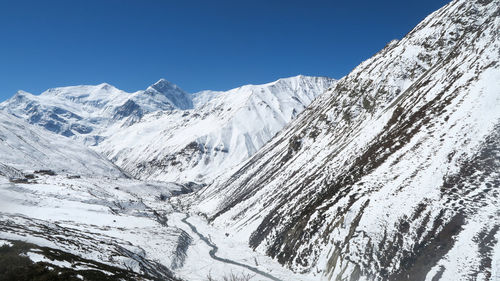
[0,176,185,280]
[0,173,309,281]
[0,111,122,178]
[189,0,500,280]
[0,79,192,145]
[97,75,335,184]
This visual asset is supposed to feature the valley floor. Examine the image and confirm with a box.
[0,174,311,281]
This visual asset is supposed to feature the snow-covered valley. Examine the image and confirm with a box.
[0,75,333,280]
[0,173,312,281]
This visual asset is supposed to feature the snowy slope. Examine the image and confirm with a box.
[96,75,335,184]
[0,111,123,178]
[191,90,219,108]
[189,0,500,280]
[0,175,186,280]
[0,79,192,145]
[0,171,307,280]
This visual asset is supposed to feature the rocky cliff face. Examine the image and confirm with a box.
[192,0,500,280]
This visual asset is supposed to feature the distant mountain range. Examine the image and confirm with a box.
[0,75,335,184]
[0,79,193,144]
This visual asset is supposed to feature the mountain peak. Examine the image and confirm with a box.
[39,83,122,99]
[98,82,114,90]
[5,90,35,104]
[150,79,180,92]
[13,90,33,97]
[145,79,193,110]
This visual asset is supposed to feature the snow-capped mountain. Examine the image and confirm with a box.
[0,111,122,178]
[0,79,192,145]
[190,0,500,280]
[1,75,334,184]
[97,75,335,184]
[2,0,498,280]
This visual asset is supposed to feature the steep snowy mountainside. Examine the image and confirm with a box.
[0,79,191,145]
[97,75,335,184]
[190,0,500,280]
[191,90,219,108]
[0,111,122,177]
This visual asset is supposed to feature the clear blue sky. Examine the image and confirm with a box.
[0,0,450,101]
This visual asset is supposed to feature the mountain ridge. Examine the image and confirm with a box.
[0,75,335,185]
[188,0,500,279]
[97,75,336,184]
